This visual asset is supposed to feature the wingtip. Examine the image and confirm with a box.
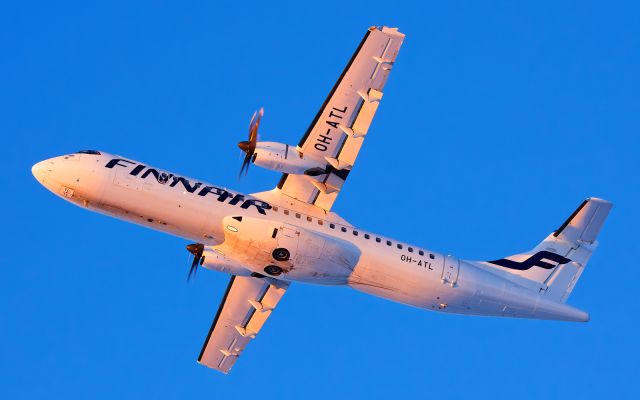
[371,25,405,37]
[586,197,614,207]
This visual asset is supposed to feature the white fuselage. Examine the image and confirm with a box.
[32,151,589,322]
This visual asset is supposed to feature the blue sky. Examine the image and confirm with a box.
[2,1,639,398]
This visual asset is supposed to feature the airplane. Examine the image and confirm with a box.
[32,26,612,374]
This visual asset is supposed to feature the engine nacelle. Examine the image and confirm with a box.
[252,142,328,176]
[216,215,361,284]
[200,248,254,277]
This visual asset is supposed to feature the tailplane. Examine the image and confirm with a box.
[473,198,612,303]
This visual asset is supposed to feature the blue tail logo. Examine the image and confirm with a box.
[489,251,571,271]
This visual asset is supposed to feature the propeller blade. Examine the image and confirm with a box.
[248,107,264,137]
[247,108,262,153]
[188,256,198,280]
[239,152,252,178]
[237,107,263,179]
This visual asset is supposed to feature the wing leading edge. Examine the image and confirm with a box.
[277,26,405,212]
[198,275,289,374]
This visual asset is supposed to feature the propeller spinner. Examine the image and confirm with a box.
[237,107,263,178]
[186,243,204,280]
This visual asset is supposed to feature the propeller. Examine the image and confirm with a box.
[186,243,204,280]
[237,107,263,178]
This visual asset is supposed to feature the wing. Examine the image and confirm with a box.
[198,275,289,374]
[277,26,405,211]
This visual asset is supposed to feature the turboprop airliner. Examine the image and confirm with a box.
[32,26,612,374]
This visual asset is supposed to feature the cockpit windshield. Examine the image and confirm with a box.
[76,150,101,155]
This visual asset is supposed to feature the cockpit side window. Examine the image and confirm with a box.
[77,150,101,155]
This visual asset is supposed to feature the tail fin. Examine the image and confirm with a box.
[476,198,612,303]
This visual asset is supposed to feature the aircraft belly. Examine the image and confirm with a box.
[218,216,361,285]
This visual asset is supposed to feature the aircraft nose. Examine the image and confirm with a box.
[31,160,49,182]
[31,158,59,193]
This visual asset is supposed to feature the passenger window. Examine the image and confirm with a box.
[397,244,403,249]
[330,223,335,229]
[430,254,435,259]
[318,220,324,226]
[386,240,392,246]
[295,213,301,219]
[418,250,424,256]
[341,227,347,232]
[408,247,413,253]
[273,206,278,212]
[284,210,289,215]
[353,231,358,236]
[376,237,381,243]
[307,216,312,222]
[364,234,370,239]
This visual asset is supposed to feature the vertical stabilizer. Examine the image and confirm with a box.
[472,198,612,302]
